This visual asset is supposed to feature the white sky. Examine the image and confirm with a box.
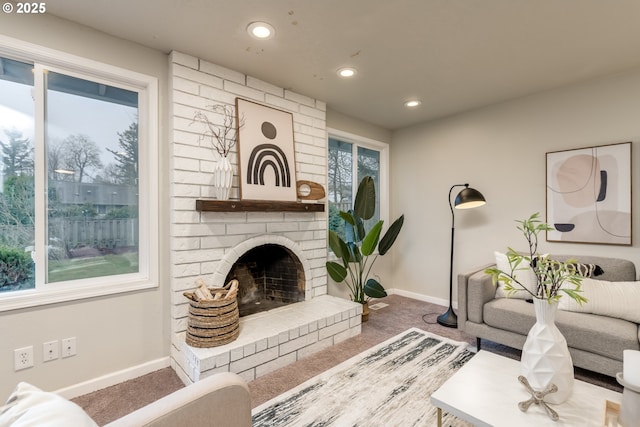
[0,78,137,178]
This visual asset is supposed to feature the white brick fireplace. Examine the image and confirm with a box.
[168,52,361,384]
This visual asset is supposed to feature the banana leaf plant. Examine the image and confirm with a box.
[326,176,404,304]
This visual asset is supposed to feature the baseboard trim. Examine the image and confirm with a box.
[55,357,171,399]
[386,288,457,309]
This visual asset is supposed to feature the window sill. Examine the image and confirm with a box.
[0,277,158,312]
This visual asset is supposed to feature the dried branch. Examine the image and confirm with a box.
[191,104,244,158]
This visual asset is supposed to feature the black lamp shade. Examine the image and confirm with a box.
[454,187,486,210]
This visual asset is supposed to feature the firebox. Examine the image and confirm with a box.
[224,244,305,317]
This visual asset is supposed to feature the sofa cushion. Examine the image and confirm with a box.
[483,298,639,361]
[0,382,97,427]
[493,251,538,299]
[565,262,604,278]
[559,278,640,323]
[551,255,636,282]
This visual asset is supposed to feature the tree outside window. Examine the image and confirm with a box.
[0,56,141,292]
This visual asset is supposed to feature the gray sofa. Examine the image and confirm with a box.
[1,372,251,427]
[458,255,639,378]
[105,372,251,427]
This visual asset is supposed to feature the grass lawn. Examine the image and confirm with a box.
[48,252,139,282]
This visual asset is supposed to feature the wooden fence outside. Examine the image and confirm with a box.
[0,218,138,251]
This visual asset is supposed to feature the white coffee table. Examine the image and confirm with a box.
[431,350,621,426]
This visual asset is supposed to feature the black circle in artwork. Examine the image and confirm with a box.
[261,122,277,139]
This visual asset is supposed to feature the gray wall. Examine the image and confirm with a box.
[390,68,640,304]
[0,13,170,398]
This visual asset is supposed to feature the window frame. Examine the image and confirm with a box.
[327,127,390,240]
[0,35,159,312]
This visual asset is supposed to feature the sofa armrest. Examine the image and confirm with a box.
[104,372,251,427]
[457,263,494,331]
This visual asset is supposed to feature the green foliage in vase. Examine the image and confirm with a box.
[485,213,587,304]
[326,176,404,304]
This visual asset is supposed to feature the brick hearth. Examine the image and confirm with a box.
[173,295,361,384]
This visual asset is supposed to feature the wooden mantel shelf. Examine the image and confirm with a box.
[195,199,325,212]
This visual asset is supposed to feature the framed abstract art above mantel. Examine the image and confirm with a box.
[546,141,632,245]
[235,98,297,202]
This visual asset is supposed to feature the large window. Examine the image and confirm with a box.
[327,129,388,242]
[0,37,158,310]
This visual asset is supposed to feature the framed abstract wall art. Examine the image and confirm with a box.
[546,141,632,245]
[235,98,297,201]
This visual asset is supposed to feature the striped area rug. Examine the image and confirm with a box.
[252,328,474,426]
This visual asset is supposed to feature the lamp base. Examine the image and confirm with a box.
[437,307,458,328]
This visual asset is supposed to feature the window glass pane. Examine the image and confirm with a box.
[357,146,380,230]
[0,57,36,292]
[45,71,139,283]
[328,138,353,240]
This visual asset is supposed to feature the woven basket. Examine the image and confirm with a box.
[183,279,240,348]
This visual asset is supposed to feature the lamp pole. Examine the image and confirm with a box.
[437,184,467,328]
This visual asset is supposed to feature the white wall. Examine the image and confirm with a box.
[0,13,170,398]
[390,68,640,304]
[326,108,392,144]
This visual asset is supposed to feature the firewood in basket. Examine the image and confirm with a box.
[195,282,214,301]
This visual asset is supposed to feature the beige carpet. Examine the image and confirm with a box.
[72,295,621,425]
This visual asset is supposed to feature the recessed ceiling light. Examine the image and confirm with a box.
[404,100,422,108]
[337,67,357,78]
[247,21,275,40]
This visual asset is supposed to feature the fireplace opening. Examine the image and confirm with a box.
[224,244,305,317]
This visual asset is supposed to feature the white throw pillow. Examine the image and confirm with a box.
[558,278,640,323]
[0,382,97,427]
[494,251,538,299]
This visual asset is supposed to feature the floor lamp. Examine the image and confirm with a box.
[437,183,486,328]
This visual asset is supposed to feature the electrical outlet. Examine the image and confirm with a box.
[61,337,76,358]
[14,346,34,371]
[43,340,59,362]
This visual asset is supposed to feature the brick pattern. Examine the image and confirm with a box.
[171,295,362,384]
[169,51,336,383]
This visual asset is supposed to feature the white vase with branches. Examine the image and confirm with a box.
[191,104,243,200]
[485,213,587,405]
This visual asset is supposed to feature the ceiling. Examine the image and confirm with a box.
[45,0,640,130]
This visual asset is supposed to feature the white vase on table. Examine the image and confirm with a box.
[520,298,574,404]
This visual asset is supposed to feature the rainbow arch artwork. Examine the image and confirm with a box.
[246,144,292,187]
[236,98,298,201]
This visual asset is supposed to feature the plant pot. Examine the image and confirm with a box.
[213,156,233,200]
[520,298,574,404]
[361,301,370,322]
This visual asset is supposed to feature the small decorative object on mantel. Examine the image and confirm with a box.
[485,213,588,407]
[296,180,325,201]
[191,104,244,200]
[183,278,240,348]
[326,176,404,322]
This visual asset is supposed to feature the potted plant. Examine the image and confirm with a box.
[326,176,404,321]
[485,212,587,404]
[191,104,243,200]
